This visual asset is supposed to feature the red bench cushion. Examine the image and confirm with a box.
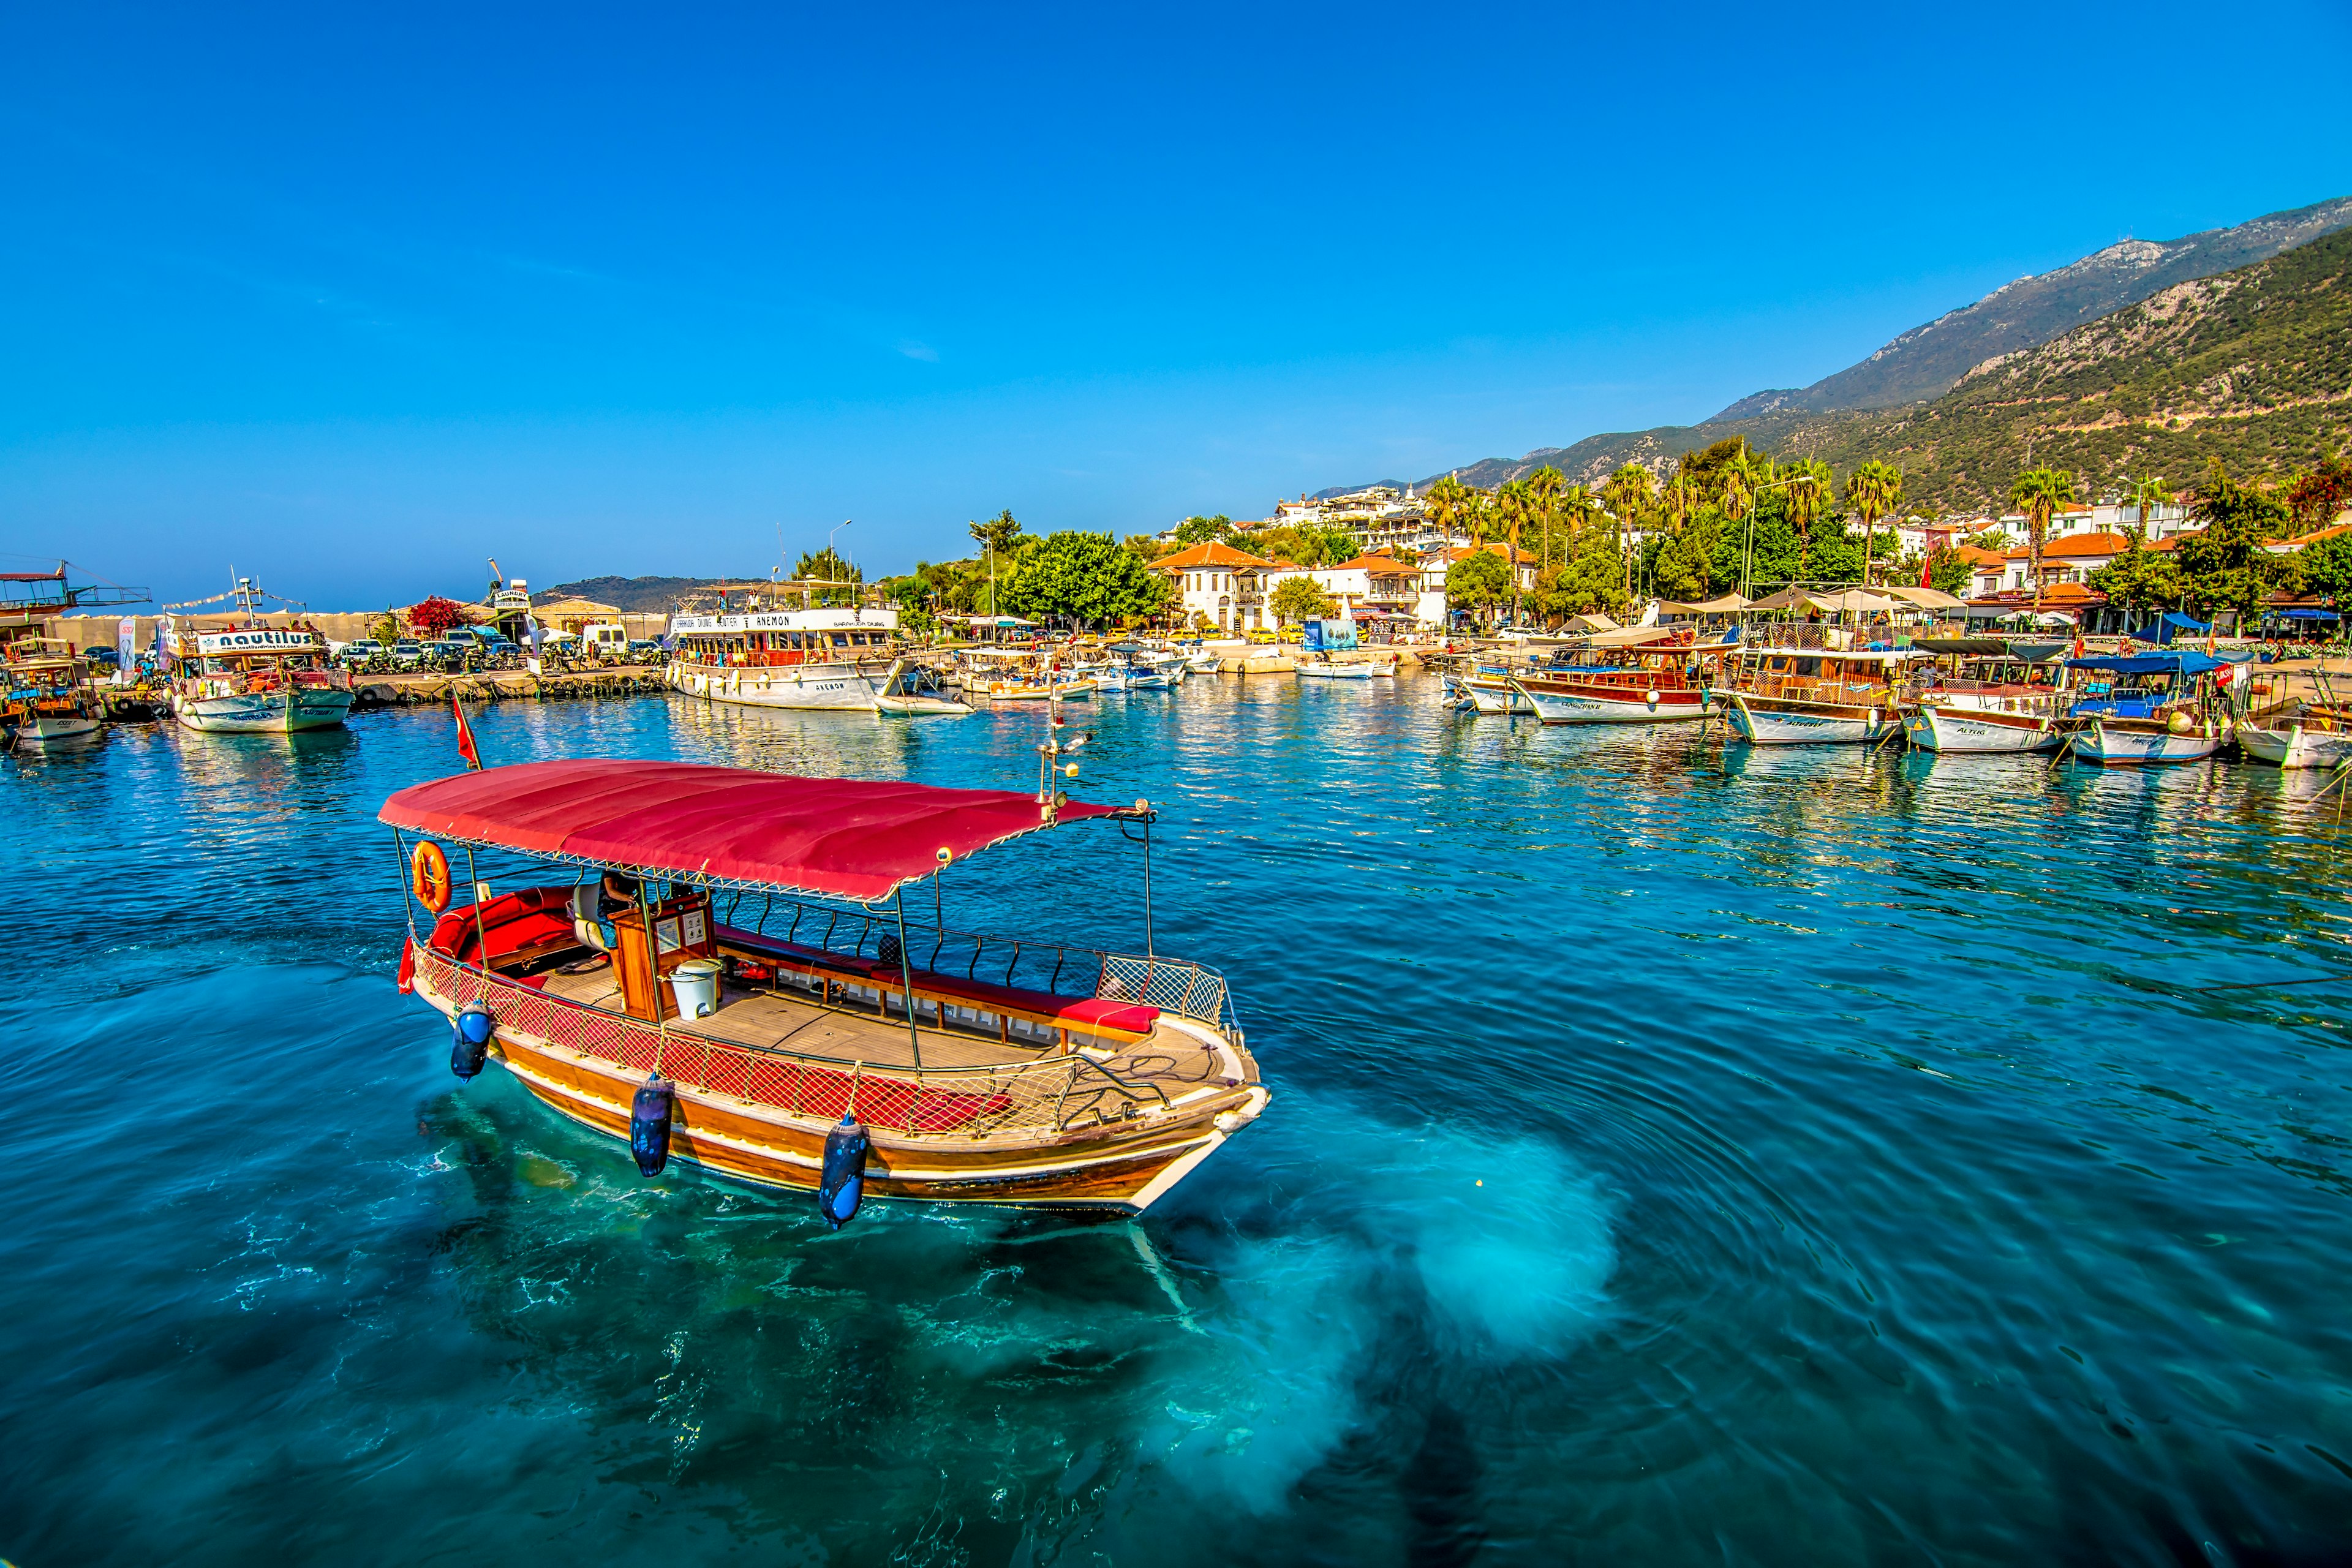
[886,968,1159,1035]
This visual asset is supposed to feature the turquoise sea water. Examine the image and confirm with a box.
[4,677,2350,1566]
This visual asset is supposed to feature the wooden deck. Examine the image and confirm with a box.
[535,957,1232,1084]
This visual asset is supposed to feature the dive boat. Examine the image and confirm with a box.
[2062,652,2234,765]
[163,579,355,733]
[1507,632,1713,725]
[2,636,104,745]
[872,660,973,717]
[669,608,899,712]
[1902,641,2073,754]
[383,759,1267,1219]
[1719,635,1920,745]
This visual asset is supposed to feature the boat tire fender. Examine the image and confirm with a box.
[630,1077,676,1177]
[450,1000,495,1079]
[819,1115,870,1231]
[411,840,453,913]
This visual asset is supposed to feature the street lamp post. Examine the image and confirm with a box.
[827,519,853,604]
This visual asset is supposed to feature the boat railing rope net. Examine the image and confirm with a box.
[413,942,1176,1139]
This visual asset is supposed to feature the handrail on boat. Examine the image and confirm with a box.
[412,941,1180,1139]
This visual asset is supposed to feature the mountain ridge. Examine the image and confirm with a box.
[1329,194,2352,502]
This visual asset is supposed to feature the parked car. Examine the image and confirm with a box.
[428,639,478,673]
[390,641,427,671]
[339,639,385,668]
[627,639,662,662]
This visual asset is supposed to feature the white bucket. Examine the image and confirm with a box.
[669,957,723,1019]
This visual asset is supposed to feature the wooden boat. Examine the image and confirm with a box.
[1902,643,2073,754]
[2062,651,2231,765]
[872,660,972,717]
[669,608,899,712]
[1296,654,1396,679]
[163,579,354,733]
[383,760,1267,1218]
[1507,633,1714,725]
[2234,696,2352,768]
[2,637,105,745]
[1461,664,1537,714]
[1720,635,1919,745]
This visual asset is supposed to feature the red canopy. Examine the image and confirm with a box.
[379,759,1128,900]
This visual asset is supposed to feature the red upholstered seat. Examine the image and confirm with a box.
[430,887,581,967]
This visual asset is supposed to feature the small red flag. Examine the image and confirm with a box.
[453,696,481,771]
[1919,555,1932,589]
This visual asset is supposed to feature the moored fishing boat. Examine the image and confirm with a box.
[1296,654,1396,679]
[2,637,105,745]
[873,659,973,716]
[1507,630,1714,725]
[1720,633,1921,745]
[1902,639,2073,754]
[2062,651,2233,765]
[669,607,899,712]
[382,759,1266,1218]
[2233,696,2352,768]
[163,579,355,734]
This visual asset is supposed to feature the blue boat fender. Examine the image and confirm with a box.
[450,1000,495,1080]
[818,1115,870,1231]
[630,1077,676,1177]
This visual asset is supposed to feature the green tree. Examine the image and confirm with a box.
[1172,514,1238,546]
[2177,459,2292,624]
[967,511,1025,616]
[1423,476,1473,543]
[2086,532,2185,625]
[2296,529,2352,605]
[1444,548,1512,628]
[1912,546,1973,597]
[1268,574,1337,626]
[1124,533,1172,563]
[1003,532,1167,628]
[1534,527,1630,620]
[1494,479,1534,623]
[2008,467,2081,614]
[1844,461,1903,587]
[1527,465,1565,569]
[794,549,863,607]
[1782,460,1830,576]
[2125,474,2177,539]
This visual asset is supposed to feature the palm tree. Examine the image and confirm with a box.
[1496,479,1534,625]
[1600,464,1655,607]
[1423,476,1472,545]
[1784,461,1829,577]
[2010,466,2082,615]
[1528,465,1565,570]
[1719,454,1756,598]
[1845,461,1904,587]
[2128,474,2176,539]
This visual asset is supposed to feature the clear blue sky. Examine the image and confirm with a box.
[5,1,2348,608]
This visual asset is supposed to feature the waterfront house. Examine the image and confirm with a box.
[1153,539,1304,632]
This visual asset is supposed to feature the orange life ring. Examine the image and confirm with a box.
[410,840,453,913]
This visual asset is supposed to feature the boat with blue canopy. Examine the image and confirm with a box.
[2062,650,2236,764]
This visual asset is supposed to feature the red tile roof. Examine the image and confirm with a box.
[1155,540,1276,572]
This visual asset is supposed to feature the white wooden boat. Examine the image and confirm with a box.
[1721,639,1917,745]
[1507,635,1712,725]
[669,608,898,712]
[2234,700,2352,767]
[1902,647,2072,754]
[872,660,972,716]
[2061,652,2230,766]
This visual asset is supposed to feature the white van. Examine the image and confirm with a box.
[582,622,631,661]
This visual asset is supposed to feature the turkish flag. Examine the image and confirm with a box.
[454,696,481,771]
[1919,555,1932,589]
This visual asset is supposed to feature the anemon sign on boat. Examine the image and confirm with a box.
[669,609,899,635]
[194,627,324,655]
